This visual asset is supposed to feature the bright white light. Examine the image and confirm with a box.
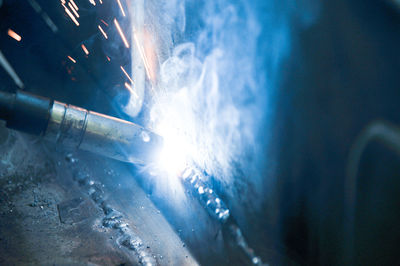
[156,129,188,176]
[151,90,199,177]
[153,113,189,175]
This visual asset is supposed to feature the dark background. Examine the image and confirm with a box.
[271,1,400,265]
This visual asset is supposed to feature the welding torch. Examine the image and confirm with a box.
[0,90,162,164]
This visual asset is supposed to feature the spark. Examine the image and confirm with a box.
[98,25,108,39]
[7,29,21,42]
[133,32,152,80]
[69,0,78,10]
[63,4,79,26]
[124,82,139,99]
[99,0,103,4]
[120,66,133,84]
[114,19,129,48]
[116,0,126,17]
[106,56,111,61]
[68,2,79,18]
[89,0,96,6]
[81,44,89,55]
[68,56,76,63]
[101,19,108,26]
[61,0,66,4]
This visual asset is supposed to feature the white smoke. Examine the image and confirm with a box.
[127,0,320,212]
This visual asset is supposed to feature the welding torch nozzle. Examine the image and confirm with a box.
[0,90,162,164]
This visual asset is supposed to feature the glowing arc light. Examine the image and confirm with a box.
[152,96,200,176]
[156,126,192,177]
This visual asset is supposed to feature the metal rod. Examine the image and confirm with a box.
[0,90,162,164]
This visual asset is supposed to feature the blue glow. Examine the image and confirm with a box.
[127,0,320,213]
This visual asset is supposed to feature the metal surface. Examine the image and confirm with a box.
[0,125,198,265]
[180,166,265,265]
[45,101,162,164]
[44,100,162,164]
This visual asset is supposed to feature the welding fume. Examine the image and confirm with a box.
[0,0,274,263]
[1,0,400,265]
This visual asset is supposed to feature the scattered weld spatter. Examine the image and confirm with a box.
[180,165,267,265]
[67,153,157,266]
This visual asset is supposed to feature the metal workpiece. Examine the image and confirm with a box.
[44,101,162,164]
[45,101,87,148]
[180,165,266,265]
[181,166,230,223]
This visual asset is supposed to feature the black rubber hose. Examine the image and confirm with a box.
[0,90,52,135]
[0,90,14,121]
